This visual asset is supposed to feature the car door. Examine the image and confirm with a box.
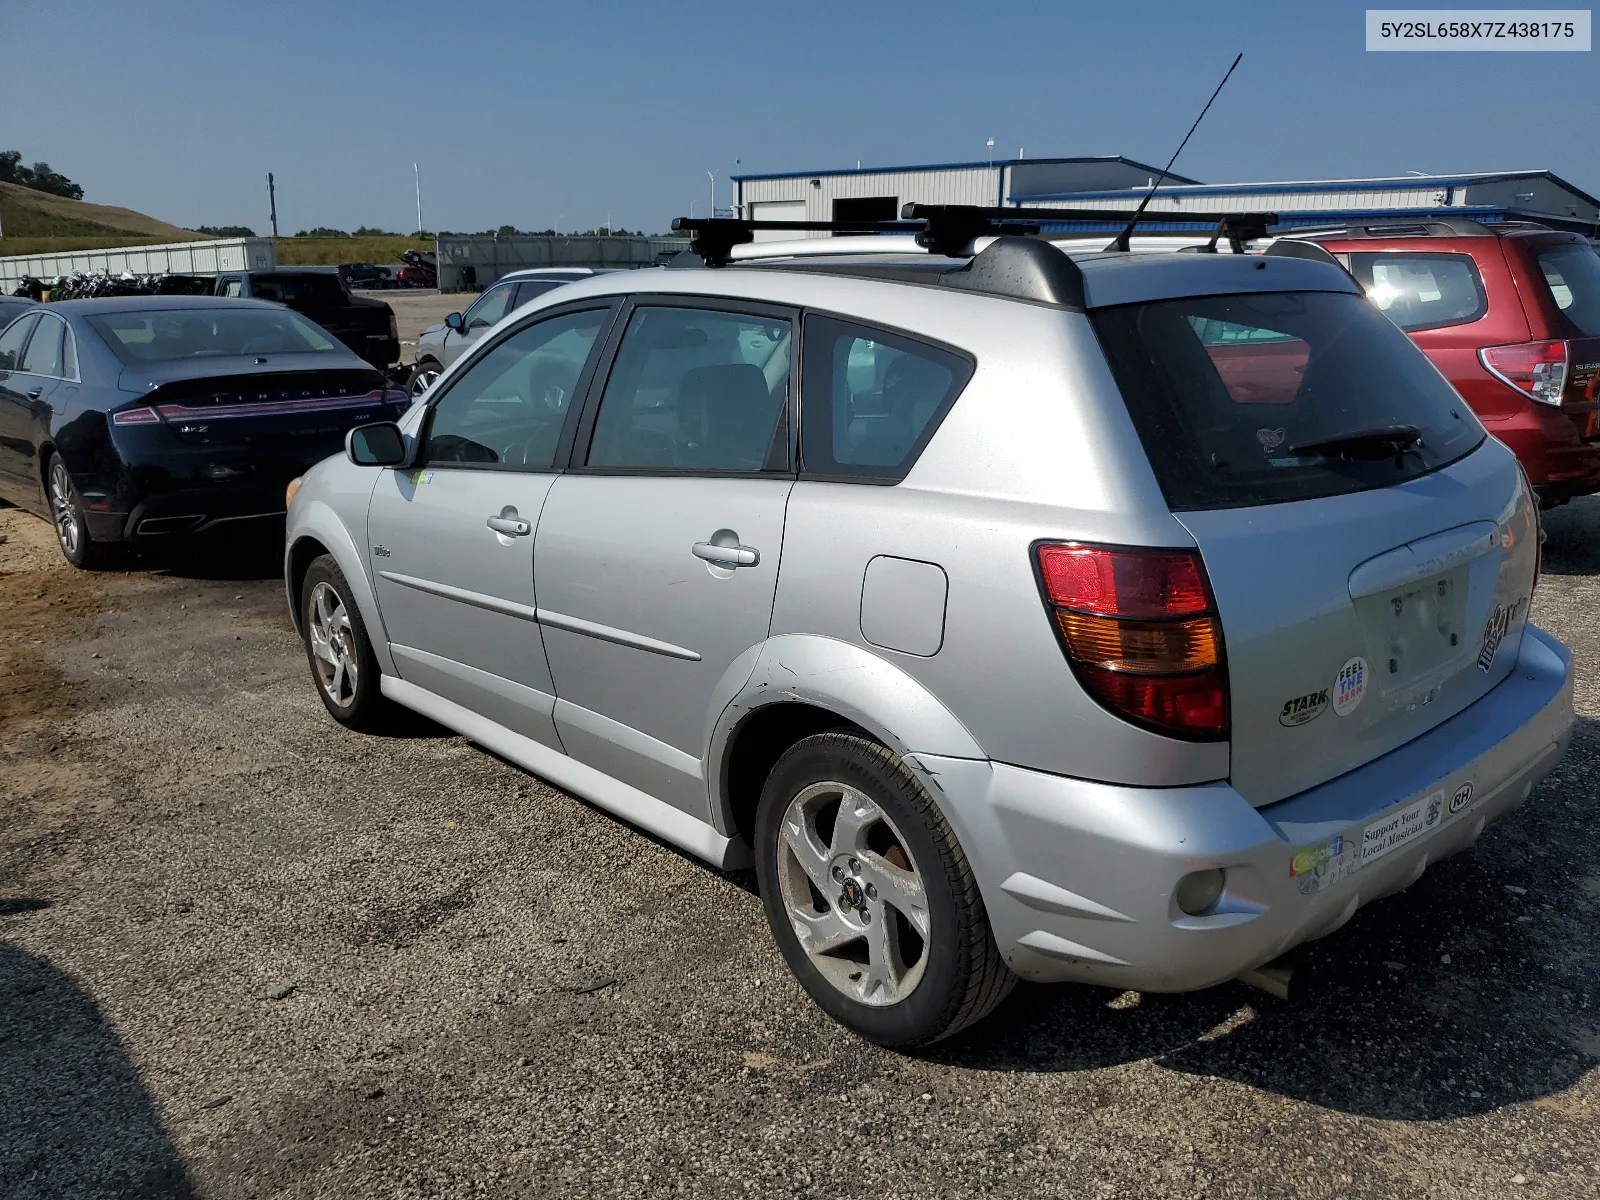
[365,301,619,750]
[0,312,43,493]
[534,299,797,818]
[442,280,520,368]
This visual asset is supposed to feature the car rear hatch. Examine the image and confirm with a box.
[1091,285,1539,807]
[1524,238,1600,439]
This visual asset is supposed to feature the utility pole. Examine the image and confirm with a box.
[266,173,278,238]
[414,163,423,234]
[707,171,715,219]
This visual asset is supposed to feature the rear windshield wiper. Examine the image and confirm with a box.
[1288,424,1422,461]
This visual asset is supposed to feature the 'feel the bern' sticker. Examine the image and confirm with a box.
[1333,656,1368,717]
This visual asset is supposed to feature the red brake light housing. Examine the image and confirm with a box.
[388,311,400,341]
[1034,542,1228,740]
[1480,340,1568,407]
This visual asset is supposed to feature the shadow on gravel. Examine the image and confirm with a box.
[1536,496,1600,575]
[0,939,195,1199]
[931,717,1600,1122]
[139,526,286,582]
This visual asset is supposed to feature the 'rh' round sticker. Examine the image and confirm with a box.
[1333,656,1367,717]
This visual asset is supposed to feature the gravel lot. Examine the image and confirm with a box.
[1,496,1597,1199]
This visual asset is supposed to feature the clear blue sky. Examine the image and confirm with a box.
[4,0,1596,235]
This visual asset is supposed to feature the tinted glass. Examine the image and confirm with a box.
[88,309,340,363]
[220,278,243,297]
[424,309,606,468]
[463,284,516,330]
[247,273,346,305]
[0,298,36,325]
[800,315,971,480]
[1535,244,1600,337]
[1091,291,1486,511]
[19,317,64,376]
[0,314,39,371]
[62,327,77,379]
[586,306,791,471]
[1349,252,1487,331]
[515,280,565,307]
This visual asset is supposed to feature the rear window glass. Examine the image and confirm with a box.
[88,308,340,363]
[247,273,347,306]
[1535,243,1600,337]
[800,315,972,481]
[1348,252,1487,331]
[1091,291,1486,511]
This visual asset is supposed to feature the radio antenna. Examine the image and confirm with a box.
[1107,53,1242,252]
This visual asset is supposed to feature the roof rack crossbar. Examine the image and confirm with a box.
[670,217,922,266]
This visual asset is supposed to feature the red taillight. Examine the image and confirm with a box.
[111,406,160,425]
[1034,542,1228,739]
[389,312,399,340]
[1480,340,1568,407]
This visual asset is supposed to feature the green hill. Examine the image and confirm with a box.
[0,181,205,250]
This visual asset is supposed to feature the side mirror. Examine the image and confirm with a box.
[345,421,407,467]
[444,312,465,333]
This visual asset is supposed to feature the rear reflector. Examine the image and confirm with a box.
[1480,340,1568,407]
[1034,542,1228,739]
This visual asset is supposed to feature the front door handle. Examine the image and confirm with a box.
[26,387,42,400]
[692,533,760,568]
[486,507,531,537]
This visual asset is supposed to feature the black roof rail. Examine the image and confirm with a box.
[1302,218,1499,240]
[670,217,920,267]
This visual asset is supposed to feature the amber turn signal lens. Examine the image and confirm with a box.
[285,476,303,508]
[1055,611,1219,673]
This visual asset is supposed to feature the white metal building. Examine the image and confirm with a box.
[1014,169,1600,238]
[732,157,1193,240]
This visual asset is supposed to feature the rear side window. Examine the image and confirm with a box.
[247,274,345,305]
[0,314,39,371]
[1535,243,1600,337]
[800,315,972,481]
[18,316,64,377]
[1348,252,1487,331]
[1091,291,1486,511]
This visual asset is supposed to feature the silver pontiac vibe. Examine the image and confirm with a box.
[285,232,1573,1047]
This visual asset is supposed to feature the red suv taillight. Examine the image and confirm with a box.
[1481,340,1568,407]
[1034,543,1228,740]
[388,312,399,341]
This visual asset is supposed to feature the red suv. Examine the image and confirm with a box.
[1310,220,1600,506]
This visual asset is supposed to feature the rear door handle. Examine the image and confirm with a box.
[487,508,531,537]
[692,539,759,568]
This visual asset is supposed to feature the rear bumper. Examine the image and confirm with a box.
[1483,406,1600,496]
[910,625,1573,990]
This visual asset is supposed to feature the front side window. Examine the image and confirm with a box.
[800,315,971,480]
[1091,290,1487,510]
[463,283,516,330]
[18,316,65,377]
[87,308,339,363]
[0,314,40,372]
[585,306,792,471]
[424,308,608,468]
[220,279,244,297]
[1349,252,1487,331]
[1535,243,1600,337]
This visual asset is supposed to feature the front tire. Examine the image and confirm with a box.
[754,731,1015,1047]
[408,359,442,398]
[300,554,398,732]
[47,456,117,570]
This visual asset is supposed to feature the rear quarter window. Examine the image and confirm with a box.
[1348,252,1487,331]
[799,315,972,482]
[1090,290,1486,511]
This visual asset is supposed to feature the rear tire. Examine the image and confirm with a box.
[46,456,118,570]
[299,554,400,732]
[754,731,1015,1047]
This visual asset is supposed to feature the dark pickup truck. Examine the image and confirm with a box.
[212,269,400,369]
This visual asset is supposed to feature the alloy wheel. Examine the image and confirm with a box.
[48,460,82,557]
[307,582,359,706]
[409,366,441,397]
[775,781,930,1006]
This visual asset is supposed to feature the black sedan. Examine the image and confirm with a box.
[0,296,410,568]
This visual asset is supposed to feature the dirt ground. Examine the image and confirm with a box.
[2,497,1598,1199]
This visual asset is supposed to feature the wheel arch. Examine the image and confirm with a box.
[710,634,987,850]
[284,498,397,676]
